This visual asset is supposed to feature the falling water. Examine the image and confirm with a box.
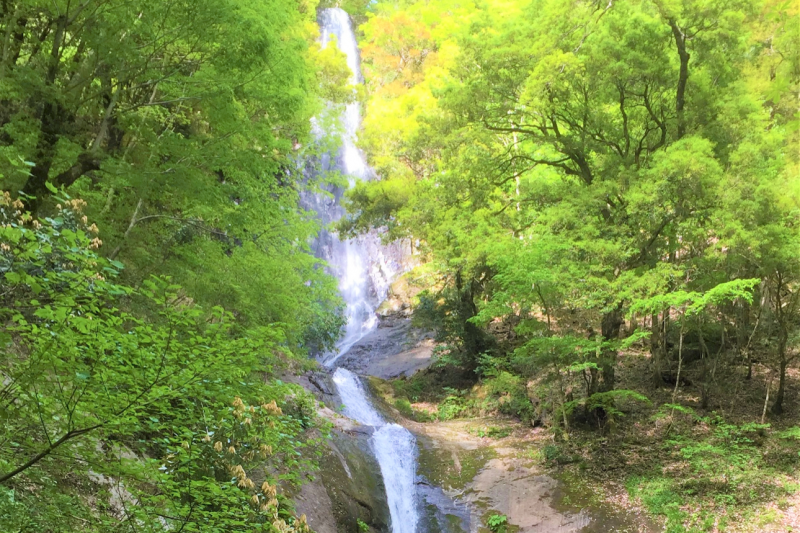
[333,368,419,532]
[303,8,400,366]
[304,8,419,533]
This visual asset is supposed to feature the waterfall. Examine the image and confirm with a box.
[333,368,419,532]
[305,8,420,533]
[303,8,401,366]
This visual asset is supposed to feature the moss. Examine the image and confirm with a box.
[316,431,390,531]
[416,441,495,492]
[420,504,469,533]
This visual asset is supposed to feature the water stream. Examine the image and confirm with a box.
[303,10,654,533]
[308,9,420,532]
[303,8,400,367]
[333,368,419,532]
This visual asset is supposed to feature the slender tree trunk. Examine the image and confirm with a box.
[745,291,764,380]
[762,373,773,424]
[664,317,685,438]
[0,423,102,484]
[698,330,711,409]
[771,356,787,415]
[771,274,789,415]
[600,304,624,392]
[651,311,666,386]
[588,334,601,397]
[554,363,570,438]
[673,322,684,403]
[109,198,143,260]
[668,19,690,139]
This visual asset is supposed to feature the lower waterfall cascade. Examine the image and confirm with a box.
[333,368,419,532]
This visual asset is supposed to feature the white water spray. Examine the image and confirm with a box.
[308,10,419,533]
[310,8,399,366]
[333,368,419,532]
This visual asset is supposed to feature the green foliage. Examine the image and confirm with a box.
[484,371,535,424]
[0,5,353,527]
[487,513,508,532]
[0,0,348,358]
[0,200,320,531]
[626,476,688,533]
[675,417,770,478]
[345,0,800,437]
[652,403,699,428]
[357,518,370,532]
[472,426,512,439]
[627,416,800,532]
[393,397,433,422]
[561,390,651,429]
[629,279,761,318]
[395,398,415,417]
[779,427,800,441]
[437,391,470,421]
[542,444,564,464]
[586,390,651,419]
[415,267,498,373]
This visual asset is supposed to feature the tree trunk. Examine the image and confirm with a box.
[668,19,690,139]
[454,269,492,373]
[600,304,624,392]
[20,15,68,209]
[651,311,666,386]
[771,273,789,415]
[771,353,787,415]
[698,330,711,409]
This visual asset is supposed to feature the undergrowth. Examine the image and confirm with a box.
[622,416,800,532]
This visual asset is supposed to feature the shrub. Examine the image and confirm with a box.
[487,513,508,532]
[438,395,468,420]
[0,197,318,532]
[485,371,535,423]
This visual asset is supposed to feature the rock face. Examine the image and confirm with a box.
[464,453,591,532]
[410,419,657,533]
[336,313,435,379]
[295,372,391,533]
[295,427,391,533]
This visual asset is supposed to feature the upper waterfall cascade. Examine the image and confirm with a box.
[304,8,403,366]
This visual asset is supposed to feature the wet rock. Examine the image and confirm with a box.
[296,428,391,533]
[413,421,659,533]
[416,478,471,533]
[337,314,435,379]
[308,371,335,396]
[464,455,592,532]
[295,371,341,409]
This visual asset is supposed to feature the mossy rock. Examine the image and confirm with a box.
[316,428,391,532]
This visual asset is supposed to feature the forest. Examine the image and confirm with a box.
[0,0,798,532]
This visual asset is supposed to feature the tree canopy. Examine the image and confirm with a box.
[346,0,799,412]
[0,0,352,530]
